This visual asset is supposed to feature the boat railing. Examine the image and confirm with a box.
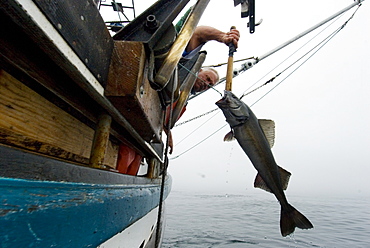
[0,0,213,180]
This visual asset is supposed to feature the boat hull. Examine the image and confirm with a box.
[0,146,171,247]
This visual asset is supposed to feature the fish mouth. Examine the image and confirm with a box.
[215,96,226,106]
[215,97,229,109]
[215,91,241,109]
[216,91,250,124]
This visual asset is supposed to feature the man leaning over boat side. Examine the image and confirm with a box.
[164,25,240,154]
[116,21,240,173]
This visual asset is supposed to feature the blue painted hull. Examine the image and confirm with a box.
[0,176,171,247]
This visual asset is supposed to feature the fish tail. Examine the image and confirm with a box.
[280,204,313,237]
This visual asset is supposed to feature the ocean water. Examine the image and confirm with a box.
[162,191,370,248]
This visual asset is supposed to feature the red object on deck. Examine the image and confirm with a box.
[116,145,142,175]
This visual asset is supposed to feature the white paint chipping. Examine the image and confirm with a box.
[27,223,41,241]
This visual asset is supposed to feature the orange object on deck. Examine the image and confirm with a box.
[116,145,142,176]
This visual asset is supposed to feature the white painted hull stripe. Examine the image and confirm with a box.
[14,0,105,96]
[98,207,159,248]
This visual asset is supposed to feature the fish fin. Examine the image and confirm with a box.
[278,166,291,190]
[223,130,235,142]
[254,167,290,192]
[280,204,313,237]
[258,119,275,148]
[254,173,273,193]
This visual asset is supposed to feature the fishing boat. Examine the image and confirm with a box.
[1,0,365,246]
[0,0,213,246]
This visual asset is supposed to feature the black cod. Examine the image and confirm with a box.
[216,90,313,236]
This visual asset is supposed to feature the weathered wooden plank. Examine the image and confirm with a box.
[0,128,90,165]
[0,70,118,168]
[105,41,164,142]
[0,9,100,125]
[0,145,157,184]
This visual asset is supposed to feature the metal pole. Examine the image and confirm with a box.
[258,0,364,62]
[170,52,207,128]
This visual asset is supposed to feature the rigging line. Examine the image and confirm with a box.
[252,5,361,106]
[240,73,281,99]
[174,107,218,127]
[178,62,223,96]
[272,16,350,76]
[175,109,219,146]
[240,12,346,100]
[188,76,226,101]
[202,7,347,71]
[252,27,346,107]
[170,123,228,160]
[204,56,255,68]
[241,27,339,99]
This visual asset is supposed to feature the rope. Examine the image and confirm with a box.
[239,10,346,99]
[240,73,281,99]
[175,109,220,146]
[170,123,228,160]
[241,21,342,99]
[155,70,175,247]
[252,5,360,106]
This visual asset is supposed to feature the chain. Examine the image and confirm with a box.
[174,107,219,127]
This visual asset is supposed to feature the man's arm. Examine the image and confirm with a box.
[186,26,240,52]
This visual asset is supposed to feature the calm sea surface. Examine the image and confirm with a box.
[162,191,370,248]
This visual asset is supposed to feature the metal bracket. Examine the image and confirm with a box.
[113,0,190,50]
[234,0,261,33]
[248,0,255,33]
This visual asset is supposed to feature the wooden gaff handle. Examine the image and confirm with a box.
[225,26,236,92]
